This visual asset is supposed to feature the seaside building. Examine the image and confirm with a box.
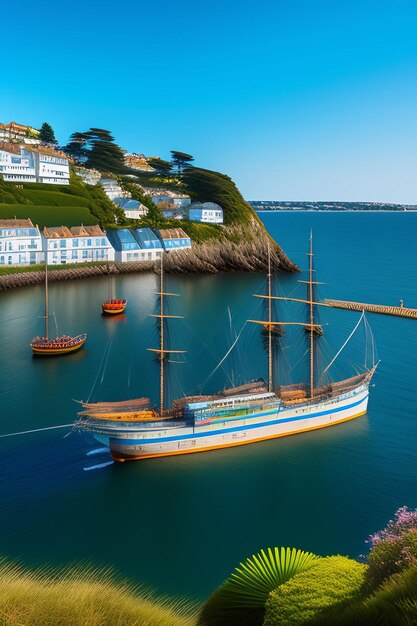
[74,166,101,186]
[100,178,125,200]
[162,208,184,220]
[0,143,36,182]
[0,143,70,184]
[105,228,142,262]
[132,227,164,260]
[157,228,191,251]
[0,219,44,266]
[42,225,114,264]
[124,153,155,173]
[152,193,191,208]
[188,202,224,224]
[0,121,41,144]
[30,146,70,184]
[113,197,148,220]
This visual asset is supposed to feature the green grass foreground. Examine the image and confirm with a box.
[0,560,197,626]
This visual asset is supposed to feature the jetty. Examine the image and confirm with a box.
[324,299,417,319]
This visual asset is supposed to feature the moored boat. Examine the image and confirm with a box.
[102,299,127,315]
[31,334,87,355]
[30,258,87,356]
[76,239,377,461]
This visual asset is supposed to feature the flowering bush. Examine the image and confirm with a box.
[369,507,417,546]
[367,507,417,589]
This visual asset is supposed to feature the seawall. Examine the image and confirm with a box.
[0,228,298,292]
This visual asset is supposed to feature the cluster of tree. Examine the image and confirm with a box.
[62,129,127,175]
[148,151,194,178]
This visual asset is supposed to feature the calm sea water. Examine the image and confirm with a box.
[1,212,417,599]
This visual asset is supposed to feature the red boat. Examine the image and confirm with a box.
[102,299,127,315]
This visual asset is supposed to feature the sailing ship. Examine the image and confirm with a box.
[76,237,377,461]
[101,264,127,315]
[30,258,87,355]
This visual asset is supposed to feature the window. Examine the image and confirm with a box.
[73,239,78,247]
[87,239,92,246]
[83,250,88,259]
[60,240,66,248]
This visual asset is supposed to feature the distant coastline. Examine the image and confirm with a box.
[250,200,417,212]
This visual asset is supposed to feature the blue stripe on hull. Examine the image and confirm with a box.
[110,393,369,446]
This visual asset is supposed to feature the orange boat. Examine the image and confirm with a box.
[102,299,127,315]
[30,259,87,356]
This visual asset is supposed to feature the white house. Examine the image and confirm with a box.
[158,228,192,251]
[0,142,36,183]
[31,146,70,185]
[0,218,44,266]
[113,197,148,219]
[188,202,224,224]
[42,225,115,265]
[0,143,70,184]
[100,178,125,200]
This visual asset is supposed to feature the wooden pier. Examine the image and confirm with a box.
[324,299,417,319]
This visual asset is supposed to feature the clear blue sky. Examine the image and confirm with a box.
[2,0,417,202]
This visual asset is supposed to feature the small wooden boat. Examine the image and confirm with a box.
[30,258,87,356]
[102,299,127,315]
[31,334,87,355]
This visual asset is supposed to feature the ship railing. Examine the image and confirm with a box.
[76,418,186,432]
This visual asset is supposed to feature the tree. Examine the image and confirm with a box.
[86,128,127,174]
[148,158,173,178]
[62,131,90,162]
[39,122,57,144]
[171,151,194,176]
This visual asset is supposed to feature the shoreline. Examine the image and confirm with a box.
[0,232,299,292]
[255,209,417,213]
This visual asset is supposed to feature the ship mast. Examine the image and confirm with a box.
[45,253,49,339]
[308,232,314,398]
[160,252,165,415]
[267,244,273,392]
[148,253,186,417]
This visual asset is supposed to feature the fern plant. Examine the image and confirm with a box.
[198,547,319,626]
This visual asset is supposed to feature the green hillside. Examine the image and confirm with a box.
[0,204,96,229]
[0,175,124,228]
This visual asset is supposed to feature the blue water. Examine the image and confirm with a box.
[0,211,417,599]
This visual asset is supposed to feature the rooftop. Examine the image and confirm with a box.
[159,228,190,239]
[0,218,35,228]
[43,224,104,239]
[0,142,23,155]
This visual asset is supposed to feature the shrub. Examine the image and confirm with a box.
[198,548,319,626]
[263,556,367,626]
[0,559,197,626]
[311,565,417,625]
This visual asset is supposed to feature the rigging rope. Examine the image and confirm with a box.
[321,310,365,378]
[0,423,73,439]
[201,320,248,389]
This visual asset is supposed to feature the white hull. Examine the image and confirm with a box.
[109,382,369,461]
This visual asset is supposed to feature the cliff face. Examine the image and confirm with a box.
[163,221,297,274]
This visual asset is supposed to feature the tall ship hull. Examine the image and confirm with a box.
[77,373,373,462]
